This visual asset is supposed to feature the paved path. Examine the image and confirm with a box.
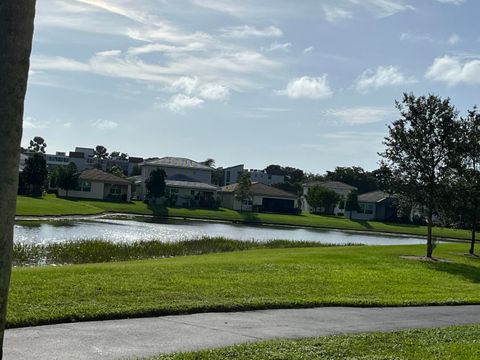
[5,306,480,360]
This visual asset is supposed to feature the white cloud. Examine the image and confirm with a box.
[426,55,480,86]
[221,25,282,38]
[303,46,314,54]
[322,5,352,22]
[255,107,290,112]
[435,0,464,4]
[198,83,230,100]
[92,119,118,129]
[447,33,461,45]
[277,75,333,100]
[164,94,204,113]
[262,42,292,52]
[23,117,49,129]
[322,106,395,125]
[170,76,199,94]
[355,65,416,92]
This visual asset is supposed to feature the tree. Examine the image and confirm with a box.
[57,163,79,198]
[145,169,166,200]
[235,173,252,211]
[457,107,480,255]
[380,93,460,258]
[93,145,108,169]
[108,165,125,178]
[325,166,378,194]
[345,190,360,219]
[28,136,47,153]
[130,164,141,176]
[201,158,215,167]
[306,185,340,214]
[0,1,36,357]
[23,153,48,197]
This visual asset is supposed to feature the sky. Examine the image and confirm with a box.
[24,0,480,174]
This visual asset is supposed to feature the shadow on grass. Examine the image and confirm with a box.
[239,211,260,223]
[426,261,480,284]
[147,204,169,217]
[350,219,374,230]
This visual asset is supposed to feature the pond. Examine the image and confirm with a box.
[14,216,429,246]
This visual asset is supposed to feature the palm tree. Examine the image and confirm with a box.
[0,1,36,357]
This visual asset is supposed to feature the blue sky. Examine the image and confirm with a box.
[24,0,480,173]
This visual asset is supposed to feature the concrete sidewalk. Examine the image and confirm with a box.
[5,305,480,360]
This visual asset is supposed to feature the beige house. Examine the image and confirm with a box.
[302,181,357,214]
[58,168,132,202]
[219,182,298,213]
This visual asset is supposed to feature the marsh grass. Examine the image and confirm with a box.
[13,237,343,265]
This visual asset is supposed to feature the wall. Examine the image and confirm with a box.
[142,165,212,185]
[58,181,104,200]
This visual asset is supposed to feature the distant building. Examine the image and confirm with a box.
[45,152,70,171]
[302,181,357,214]
[221,164,285,186]
[222,164,245,186]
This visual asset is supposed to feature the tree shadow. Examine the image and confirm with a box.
[238,211,260,223]
[426,261,480,284]
[350,219,374,230]
[146,203,169,217]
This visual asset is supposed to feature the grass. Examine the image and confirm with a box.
[16,194,474,240]
[152,324,480,359]
[12,237,342,265]
[8,243,480,328]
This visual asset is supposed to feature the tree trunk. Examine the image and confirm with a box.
[470,218,476,256]
[0,1,36,358]
[426,210,434,258]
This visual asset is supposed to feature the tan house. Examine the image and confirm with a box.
[219,182,298,213]
[58,168,132,202]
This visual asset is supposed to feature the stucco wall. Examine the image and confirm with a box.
[58,181,104,200]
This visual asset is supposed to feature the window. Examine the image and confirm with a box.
[76,180,91,192]
[165,188,178,196]
[226,171,231,182]
[358,203,374,215]
[110,184,122,195]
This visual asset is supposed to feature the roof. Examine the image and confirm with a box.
[302,180,357,191]
[358,190,395,203]
[128,157,143,163]
[166,180,219,191]
[69,151,85,159]
[220,182,298,199]
[142,157,213,171]
[78,168,131,185]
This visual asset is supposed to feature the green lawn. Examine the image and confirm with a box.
[153,325,480,360]
[8,243,480,328]
[16,195,473,240]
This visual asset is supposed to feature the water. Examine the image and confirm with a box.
[14,217,428,246]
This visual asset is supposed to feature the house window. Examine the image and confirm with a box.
[110,184,122,195]
[226,171,231,182]
[165,188,179,196]
[358,203,374,215]
[242,198,253,205]
[76,180,91,192]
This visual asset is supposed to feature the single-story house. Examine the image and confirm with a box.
[164,179,219,207]
[347,190,397,221]
[219,182,298,214]
[302,181,357,215]
[58,168,132,202]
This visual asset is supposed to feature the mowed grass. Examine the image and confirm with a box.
[154,325,480,360]
[8,243,480,328]
[16,195,473,240]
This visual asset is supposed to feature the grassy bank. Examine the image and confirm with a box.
[153,324,480,359]
[8,243,480,328]
[16,195,473,240]
[13,238,341,265]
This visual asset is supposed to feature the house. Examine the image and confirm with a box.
[139,157,219,206]
[302,181,357,214]
[348,190,397,221]
[221,164,285,186]
[57,168,132,201]
[219,182,298,213]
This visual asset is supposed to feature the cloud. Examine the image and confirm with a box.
[262,42,292,52]
[322,5,353,22]
[435,0,464,4]
[303,46,314,54]
[170,76,199,94]
[355,65,416,92]
[23,117,49,129]
[400,32,461,46]
[255,107,290,112]
[198,83,230,100]
[425,55,480,86]
[92,119,119,129]
[322,106,395,125]
[447,34,461,45]
[164,94,204,113]
[221,25,282,38]
[277,75,333,100]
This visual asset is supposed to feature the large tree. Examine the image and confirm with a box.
[325,166,378,194]
[380,94,460,258]
[57,163,79,198]
[235,173,252,211]
[0,1,36,357]
[23,153,48,196]
[145,169,167,200]
[28,136,47,153]
[306,185,340,214]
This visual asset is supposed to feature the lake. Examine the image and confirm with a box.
[14,216,429,246]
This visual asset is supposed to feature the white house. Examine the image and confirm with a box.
[222,164,285,186]
[58,168,132,201]
[302,181,357,214]
[219,182,298,213]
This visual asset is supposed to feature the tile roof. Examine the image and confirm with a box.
[220,182,298,199]
[358,190,395,203]
[166,180,219,191]
[79,168,131,185]
[302,180,357,191]
[142,157,213,170]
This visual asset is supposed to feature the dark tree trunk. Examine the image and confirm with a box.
[0,1,36,358]
[470,217,476,255]
[426,210,434,258]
